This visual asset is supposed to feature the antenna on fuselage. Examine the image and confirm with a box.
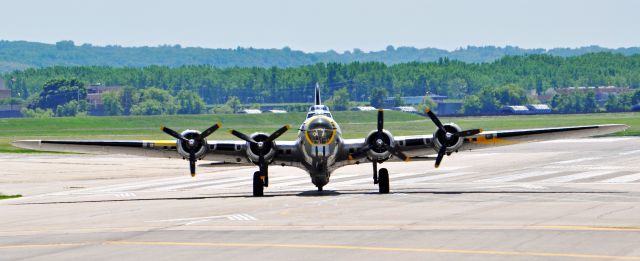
[315,82,321,105]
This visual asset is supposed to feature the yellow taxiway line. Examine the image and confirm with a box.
[2,240,640,260]
[0,242,90,249]
[104,241,640,260]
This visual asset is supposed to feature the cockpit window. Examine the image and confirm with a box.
[306,118,335,144]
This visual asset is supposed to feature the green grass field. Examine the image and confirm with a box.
[0,111,638,153]
[0,194,22,200]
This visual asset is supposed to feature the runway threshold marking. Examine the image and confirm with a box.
[104,241,640,260]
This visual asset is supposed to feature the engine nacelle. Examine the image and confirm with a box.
[176,130,208,160]
[432,123,464,153]
[365,129,395,161]
[245,133,277,164]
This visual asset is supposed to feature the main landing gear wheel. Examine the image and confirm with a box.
[253,171,264,197]
[378,168,389,194]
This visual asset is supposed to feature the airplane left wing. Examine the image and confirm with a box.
[11,139,246,162]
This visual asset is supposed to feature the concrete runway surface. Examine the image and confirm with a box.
[1,137,640,260]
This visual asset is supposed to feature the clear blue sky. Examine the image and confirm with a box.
[0,0,638,52]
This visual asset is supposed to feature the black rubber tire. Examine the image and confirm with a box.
[378,168,390,194]
[253,171,264,197]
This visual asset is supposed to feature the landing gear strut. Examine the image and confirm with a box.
[372,161,379,184]
[372,161,390,194]
[253,171,264,197]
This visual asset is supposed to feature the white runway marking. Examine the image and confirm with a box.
[601,173,640,183]
[537,170,615,183]
[200,175,303,189]
[114,192,136,197]
[227,214,258,221]
[473,184,547,190]
[395,172,476,184]
[619,150,640,156]
[542,138,630,143]
[477,171,560,183]
[148,213,258,225]
[552,157,601,165]
[155,176,250,191]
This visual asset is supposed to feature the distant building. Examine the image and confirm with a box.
[526,104,552,114]
[86,85,123,107]
[500,105,530,114]
[556,86,634,104]
[351,106,377,111]
[239,109,262,114]
[392,106,418,113]
[437,102,462,115]
[384,93,448,108]
[0,78,10,99]
[632,104,640,112]
[264,109,287,113]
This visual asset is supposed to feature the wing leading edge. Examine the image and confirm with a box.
[358,123,628,163]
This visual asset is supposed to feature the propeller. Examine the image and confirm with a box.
[229,125,290,186]
[351,110,409,161]
[424,108,482,168]
[161,123,221,177]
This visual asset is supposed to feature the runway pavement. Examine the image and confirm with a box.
[1,137,640,260]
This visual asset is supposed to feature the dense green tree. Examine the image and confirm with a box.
[370,87,388,108]
[102,91,123,116]
[130,87,177,115]
[55,100,89,117]
[493,84,528,105]
[416,96,437,113]
[28,78,86,110]
[632,90,640,105]
[326,88,351,111]
[225,96,241,113]
[176,90,206,114]
[120,86,137,115]
[20,108,54,118]
[460,95,482,114]
[605,95,624,112]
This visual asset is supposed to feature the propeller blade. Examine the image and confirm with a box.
[199,122,222,139]
[266,125,291,143]
[389,147,410,162]
[348,144,372,159]
[434,145,447,168]
[377,109,384,134]
[424,108,445,132]
[230,129,256,144]
[161,126,188,142]
[454,129,483,138]
[189,152,197,177]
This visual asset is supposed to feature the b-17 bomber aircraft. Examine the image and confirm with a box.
[14,84,628,196]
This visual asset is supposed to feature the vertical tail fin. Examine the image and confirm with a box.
[315,82,321,105]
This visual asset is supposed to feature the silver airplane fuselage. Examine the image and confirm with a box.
[295,105,344,187]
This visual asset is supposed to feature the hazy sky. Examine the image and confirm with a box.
[0,0,638,52]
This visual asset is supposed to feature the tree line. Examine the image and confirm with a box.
[2,40,640,73]
[4,52,640,116]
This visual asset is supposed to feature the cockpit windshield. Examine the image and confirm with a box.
[306,118,335,144]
